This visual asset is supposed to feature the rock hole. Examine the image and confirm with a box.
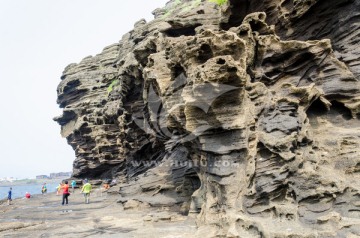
[133,41,157,66]
[148,58,154,67]
[307,99,354,127]
[306,98,328,117]
[217,58,226,65]
[197,44,213,64]
[239,29,248,37]
[184,172,202,215]
[220,0,248,30]
[133,38,142,45]
[163,24,201,37]
[286,214,294,220]
[307,99,352,120]
[328,101,352,120]
[248,19,264,33]
[281,0,294,11]
[56,111,77,126]
[259,13,266,21]
[63,79,80,94]
[258,143,272,159]
[171,64,186,79]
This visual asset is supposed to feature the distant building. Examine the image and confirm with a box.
[35,172,72,180]
[49,172,72,179]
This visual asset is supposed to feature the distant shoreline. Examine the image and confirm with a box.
[0,178,67,187]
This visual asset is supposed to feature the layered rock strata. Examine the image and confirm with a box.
[55,0,360,237]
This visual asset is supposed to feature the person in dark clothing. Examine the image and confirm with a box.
[7,187,12,205]
[61,181,70,205]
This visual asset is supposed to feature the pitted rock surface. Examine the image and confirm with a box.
[55,0,360,237]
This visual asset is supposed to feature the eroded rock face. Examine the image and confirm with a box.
[55,0,360,237]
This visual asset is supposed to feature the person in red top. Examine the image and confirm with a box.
[61,181,70,205]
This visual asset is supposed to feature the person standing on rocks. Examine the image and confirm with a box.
[61,181,70,205]
[41,183,47,194]
[81,180,92,204]
[71,180,76,193]
[56,183,62,195]
[7,187,12,205]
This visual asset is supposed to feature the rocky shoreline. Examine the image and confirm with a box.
[0,191,196,238]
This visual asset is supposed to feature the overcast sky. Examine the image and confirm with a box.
[0,0,168,179]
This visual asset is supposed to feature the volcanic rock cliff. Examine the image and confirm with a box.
[55,0,360,237]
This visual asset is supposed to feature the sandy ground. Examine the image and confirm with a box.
[0,190,196,238]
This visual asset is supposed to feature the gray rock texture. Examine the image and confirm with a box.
[55,0,360,237]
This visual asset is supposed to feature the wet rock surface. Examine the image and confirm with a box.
[55,0,360,237]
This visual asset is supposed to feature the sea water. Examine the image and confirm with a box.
[0,183,60,200]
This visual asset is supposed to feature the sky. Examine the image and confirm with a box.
[0,0,169,179]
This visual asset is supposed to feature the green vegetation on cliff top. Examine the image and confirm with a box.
[208,0,228,6]
[163,0,228,19]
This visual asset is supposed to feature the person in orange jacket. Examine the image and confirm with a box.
[61,181,70,205]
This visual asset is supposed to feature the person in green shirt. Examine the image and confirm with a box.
[81,180,92,204]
